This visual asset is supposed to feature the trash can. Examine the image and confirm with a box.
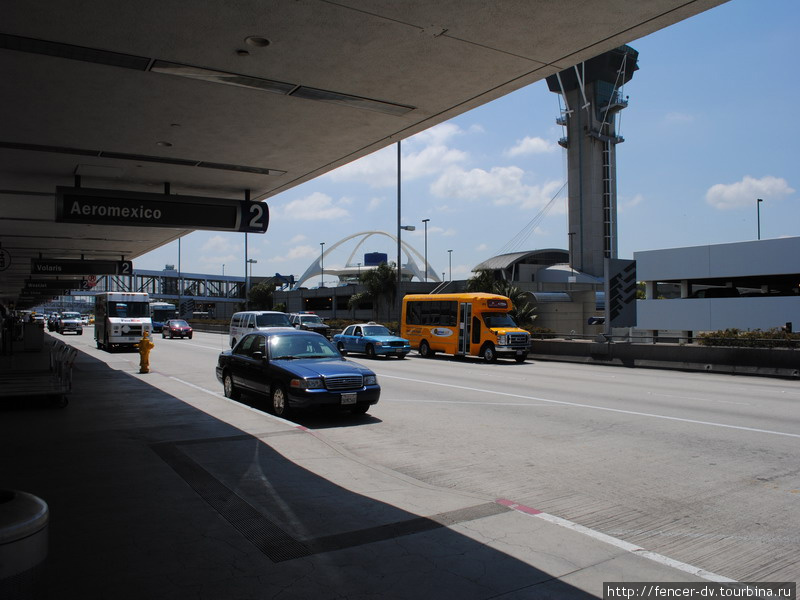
[0,490,49,599]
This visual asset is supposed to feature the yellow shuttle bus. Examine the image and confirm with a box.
[401,293,531,363]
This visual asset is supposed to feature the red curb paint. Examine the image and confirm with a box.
[496,498,542,515]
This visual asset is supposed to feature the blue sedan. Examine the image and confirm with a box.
[216,330,380,417]
[333,323,411,359]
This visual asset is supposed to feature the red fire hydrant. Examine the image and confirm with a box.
[135,330,155,374]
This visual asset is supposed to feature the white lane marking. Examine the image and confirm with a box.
[168,377,297,427]
[646,392,751,406]
[499,501,736,583]
[171,370,735,583]
[377,373,800,439]
[391,398,564,407]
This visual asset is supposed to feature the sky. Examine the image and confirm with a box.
[135,0,799,285]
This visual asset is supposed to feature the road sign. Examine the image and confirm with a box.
[55,187,269,233]
[604,258,637,328]
[31,259,132,276]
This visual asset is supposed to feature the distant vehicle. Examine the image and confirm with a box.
[228,311,293,349]
[162,319,193,339]
[47,313,61,331]
[333,323,411,359]
[216,329,380,417]
[57,311,83,335]
[150,301,178,333]
[95,292,152,351]
[289,312,331,338]
[80,315,90,325]
[690,287,740,298]
[401,293,531,363]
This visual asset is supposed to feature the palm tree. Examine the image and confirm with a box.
[466,269,497,293]
[465,271,537,331]
[348,262,397,320]
[494,281,537,331]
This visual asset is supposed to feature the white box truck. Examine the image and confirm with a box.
[95,292,152,351]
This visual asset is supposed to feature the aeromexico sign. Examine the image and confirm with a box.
[55,187,269,233]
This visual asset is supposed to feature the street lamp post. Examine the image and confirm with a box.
[246,258,257,308]
[422,218,430,282]
[448,249,453,281]
[757,198,763,240]
[320,242,325,287]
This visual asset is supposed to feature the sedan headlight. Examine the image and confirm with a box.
[364,375,377,386]
[290,378,324,390]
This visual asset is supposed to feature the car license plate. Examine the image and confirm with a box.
[341,393,357,405]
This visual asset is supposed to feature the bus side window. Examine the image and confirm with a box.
[444,301,457,326]
[472,316,481,344]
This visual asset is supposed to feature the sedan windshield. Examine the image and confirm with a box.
[482,312,519,328]
[169,320,189,327]
[362,325,391,336]
[269,335,339,359]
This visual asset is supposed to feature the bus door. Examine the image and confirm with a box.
[458,302,471,356]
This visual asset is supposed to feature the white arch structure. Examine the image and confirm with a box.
[293,230,440,289]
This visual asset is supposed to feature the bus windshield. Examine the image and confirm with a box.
[109,302,150,318]
[482,312,518,328]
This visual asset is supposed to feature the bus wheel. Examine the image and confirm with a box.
[419,340,434,358]
[480,343,497,363]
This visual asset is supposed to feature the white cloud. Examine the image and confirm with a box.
[290,234,307,243]
[705,175,794,210]
[431,166,563,210]
[475,243,488,251]
[277,192,350,220]
[367,197,383,211]
[199,253,238,269]
[201,235,236,253]
[619,193,644,211]
[407,122,464,148]
[326,123,469,188]
[270,244,319,263]
[505,136,556,157]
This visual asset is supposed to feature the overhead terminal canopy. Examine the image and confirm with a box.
[0,0,727,308]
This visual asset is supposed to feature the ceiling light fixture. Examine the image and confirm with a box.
[245,36,270,48]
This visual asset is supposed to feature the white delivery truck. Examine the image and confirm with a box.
[95,292,152,351]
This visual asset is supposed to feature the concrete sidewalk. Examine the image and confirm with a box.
[1,339,721,599]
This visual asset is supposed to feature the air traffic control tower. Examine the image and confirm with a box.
[546,46,639,277]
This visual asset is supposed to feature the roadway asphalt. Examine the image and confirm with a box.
[0,332,750,599]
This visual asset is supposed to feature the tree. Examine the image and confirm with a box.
[494,281,537,331]
[248,281,275,310]
[465,270,537,331]
[348,262,397,320]
[466,269,497,293]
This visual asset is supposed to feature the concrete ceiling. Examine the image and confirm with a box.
[0,0,727,308]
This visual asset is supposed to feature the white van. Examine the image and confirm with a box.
[229,311,293,348]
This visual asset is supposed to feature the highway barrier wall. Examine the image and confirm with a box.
[529,339,799,378]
